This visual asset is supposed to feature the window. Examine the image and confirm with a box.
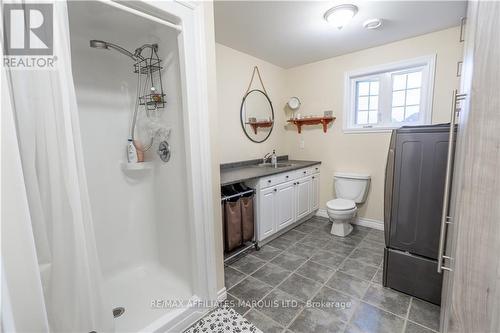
[344,56,435,132]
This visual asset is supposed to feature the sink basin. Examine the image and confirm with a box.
[254,163,295,168]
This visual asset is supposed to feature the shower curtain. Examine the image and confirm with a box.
[2,1,113,332]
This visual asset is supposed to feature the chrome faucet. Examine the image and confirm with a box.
[263,153,271,164]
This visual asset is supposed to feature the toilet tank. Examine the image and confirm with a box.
[334,172,371,203]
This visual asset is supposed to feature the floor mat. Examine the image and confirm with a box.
[184,306,262,333]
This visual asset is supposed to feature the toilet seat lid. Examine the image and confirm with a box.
[327,198,356,211]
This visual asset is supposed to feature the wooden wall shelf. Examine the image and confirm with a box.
[246,121,273,134]
[287,116,336,133]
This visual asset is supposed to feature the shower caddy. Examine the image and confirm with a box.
[88,39,171,163]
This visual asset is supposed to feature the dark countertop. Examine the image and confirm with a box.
[220,159,321,186]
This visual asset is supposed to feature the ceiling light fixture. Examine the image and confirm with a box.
[363,18,383,30]
[324,4,359,30]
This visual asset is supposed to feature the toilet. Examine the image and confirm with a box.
[326,173,371,237]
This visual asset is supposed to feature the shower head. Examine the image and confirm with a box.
[89,39,143,61]
[89,40,109,49]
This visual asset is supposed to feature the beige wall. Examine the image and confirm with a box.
[215,43,288,163]
[284,27,463,222]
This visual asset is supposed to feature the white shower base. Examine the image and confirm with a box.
[105,263,192,332]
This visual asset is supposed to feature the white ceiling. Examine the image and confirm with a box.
[214,1,467,68]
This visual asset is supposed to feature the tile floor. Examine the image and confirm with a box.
[223,216,440,333]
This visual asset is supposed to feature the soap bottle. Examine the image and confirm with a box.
[127,138,138,163]
[271,149,277,167]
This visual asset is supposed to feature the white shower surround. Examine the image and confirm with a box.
[70,1,217,332]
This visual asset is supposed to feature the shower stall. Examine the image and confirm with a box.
[2,1,217,332]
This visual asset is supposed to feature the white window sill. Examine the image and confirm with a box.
[343,127,396,134]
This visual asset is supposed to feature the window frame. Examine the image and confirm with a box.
[343,55,436,133]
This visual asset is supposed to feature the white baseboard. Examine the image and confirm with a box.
[316,209,384,231]
[315,209,329,219]
[217,287,227,302]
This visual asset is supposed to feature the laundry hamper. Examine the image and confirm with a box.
[240,195,254,242]
[224,199,242,251]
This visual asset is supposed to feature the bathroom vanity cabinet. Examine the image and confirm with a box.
[251,166,320,241]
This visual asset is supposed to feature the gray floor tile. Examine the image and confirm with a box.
[348,302,405,333]
[350,226,371,238]
[363,284,412,317]
[312,286,358,322]
[303,218,330,229]
[224,293,251,316]
[408,298,440,331]
[271,251,307,271]
[310,249,345,268]
[258,289,304,326]
[340,258,378,281]
[251,245,283,261]
[224,266,247,289]
[308,226,332,238]
[244,309,284,333]
[230,254,266,275]
[358,238,385,252]
[298,234,331,248]
[228,276,273,303]
[268,235,294,250]
[289,307,345,333]
[296,260,335,283]
[405,321,436,333]
[287,243,318,259]
[365,229,385,243]
[353,225,372,233]
[323,240,356,256]
[294,223,317,234]
[372,267,383,285]
[281,229,308,242]
[326,271,370,299]
[331,235,363,247]
[251,263,291,287]
[278,273,322,302]
[349,248,384,267]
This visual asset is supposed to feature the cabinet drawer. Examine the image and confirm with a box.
[296,168,310,178]
[311,165,320,174]
[274,172,294,184]
[260,176,277,189]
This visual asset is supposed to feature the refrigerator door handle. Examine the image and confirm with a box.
[437,90,464,273]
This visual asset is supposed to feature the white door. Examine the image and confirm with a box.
[276,180,296,231]
[311,174,320,211]
[258,187,276,240]
[296,176,311,221]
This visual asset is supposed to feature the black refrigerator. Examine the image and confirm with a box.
[383,124,453,305]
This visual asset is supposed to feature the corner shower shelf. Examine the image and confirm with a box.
[287,116,336,134]
[120,161,154,172]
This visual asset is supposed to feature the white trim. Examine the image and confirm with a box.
[114,1,218,331]
[217,288,227,303]
[315,208,329,219]
[102,0,182,31]
[343,55,436,133]
[162,288,226,332]
[356,217,384,230]
[316,209,384,230]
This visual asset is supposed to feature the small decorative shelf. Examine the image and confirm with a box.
[245,120,273,134]
[287,116,336,134]
[120,161,154,172]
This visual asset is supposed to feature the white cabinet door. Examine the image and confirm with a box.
[276,180,296,231]
[296,176,311,221]
[311,174,320,211]
[258,187,276,240]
